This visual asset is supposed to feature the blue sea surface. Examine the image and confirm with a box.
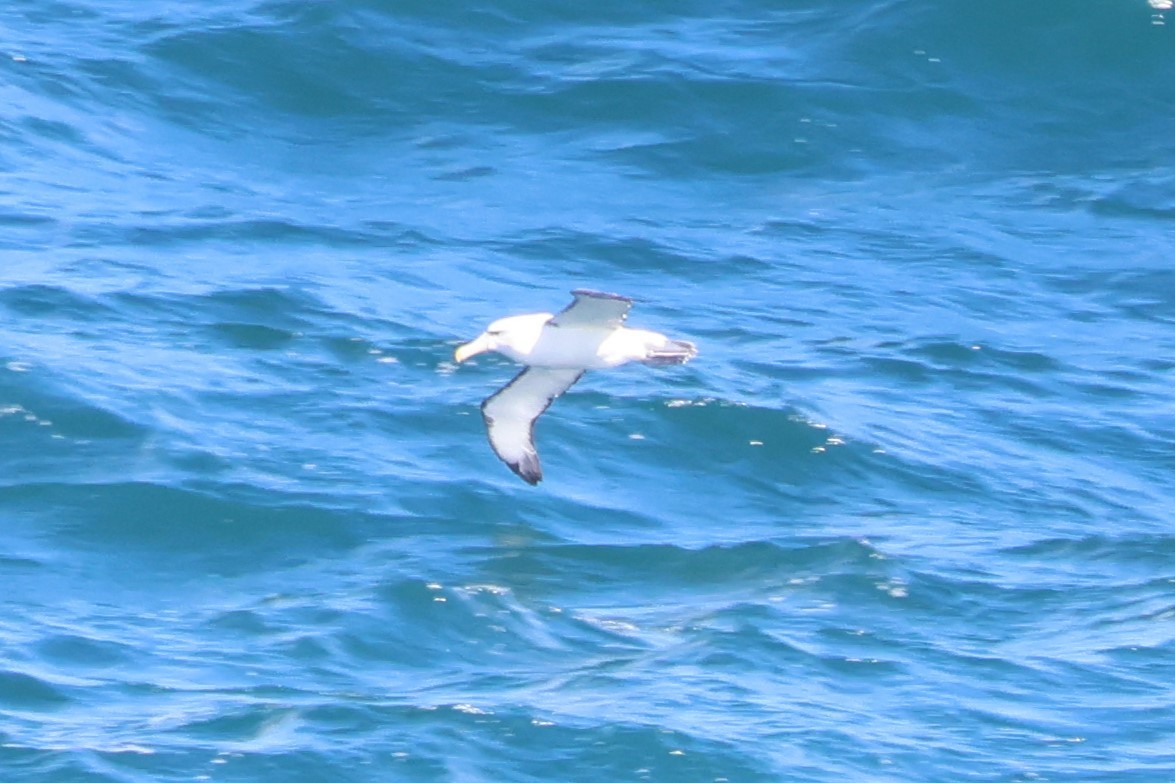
[2,1,1174,781]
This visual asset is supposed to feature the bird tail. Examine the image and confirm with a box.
[644,339,698,365]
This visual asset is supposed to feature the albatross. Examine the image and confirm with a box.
[454,289,697,485]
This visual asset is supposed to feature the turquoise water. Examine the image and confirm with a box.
[2,1,1174,780]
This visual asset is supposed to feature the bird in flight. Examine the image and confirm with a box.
[454,289,697,484]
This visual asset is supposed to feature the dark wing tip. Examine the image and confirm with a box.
[509,453,543,485]
[570,288,633,304]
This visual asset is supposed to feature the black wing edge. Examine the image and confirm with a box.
[569,288,634,304]
[480,368,585,486]
[553,289,635,327]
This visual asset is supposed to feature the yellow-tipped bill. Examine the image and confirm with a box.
[454,333,491,363]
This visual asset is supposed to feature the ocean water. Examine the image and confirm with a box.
[2,0,1174,780]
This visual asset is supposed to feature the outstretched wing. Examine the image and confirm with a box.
[481,368,584,485]
[551,289,633,329]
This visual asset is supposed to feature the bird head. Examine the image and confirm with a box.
[454,313,552,363]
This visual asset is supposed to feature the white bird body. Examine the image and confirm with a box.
[478,314,679,370]
[454,290,697,484]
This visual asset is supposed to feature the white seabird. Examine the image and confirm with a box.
[454,289,697,485]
